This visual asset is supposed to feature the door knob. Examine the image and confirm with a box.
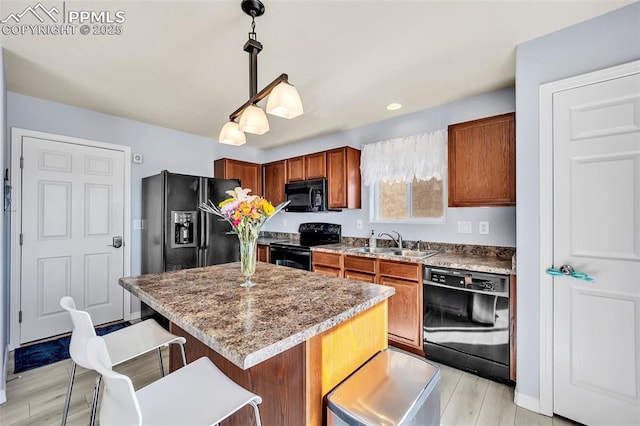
[109,236,123,248]
[546,264,593,282]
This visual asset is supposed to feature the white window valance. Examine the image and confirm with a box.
[360,129,447,186]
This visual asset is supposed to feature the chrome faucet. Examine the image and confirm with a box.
[378,231,403,249]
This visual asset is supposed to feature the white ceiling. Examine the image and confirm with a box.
[1,0,633,149]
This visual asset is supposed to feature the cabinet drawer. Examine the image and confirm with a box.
[379,260,420,281]
[344,270,376,283]
[343,255,376,274]
[313,265,341,278]
[313,252,341,268]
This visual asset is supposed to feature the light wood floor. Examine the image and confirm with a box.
[0,348,578,425]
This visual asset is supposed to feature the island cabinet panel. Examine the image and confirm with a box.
[306,302,388,426]
[287,156,305,182]
[447,112,515,207]
[312,251,342,277]
[262,160,287,206]
[214,158,262,196]
[305,152,327,179]
[326,147,361,209]
[170,323,304,426]
[257,244,269,263]
[169,304,388,426]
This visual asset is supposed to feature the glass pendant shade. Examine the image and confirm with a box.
[218,121,246,146]
[239,105,270,135]
[266,82,304,119]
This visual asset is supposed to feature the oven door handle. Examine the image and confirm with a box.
[423,280,508,298]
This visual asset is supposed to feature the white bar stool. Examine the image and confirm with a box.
[86,335,263,425]
[60,296,187,426]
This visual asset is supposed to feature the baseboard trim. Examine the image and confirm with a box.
[514,389,544,415]
[0,343,8,404]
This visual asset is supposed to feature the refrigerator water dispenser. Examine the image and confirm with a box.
[171,211,197,248]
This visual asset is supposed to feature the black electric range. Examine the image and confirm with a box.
[269,223,341,271]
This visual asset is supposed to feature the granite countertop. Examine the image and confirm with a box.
[313,244,514,275]
[119,262,394,370]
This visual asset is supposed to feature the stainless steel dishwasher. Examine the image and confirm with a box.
[423,266,511,383]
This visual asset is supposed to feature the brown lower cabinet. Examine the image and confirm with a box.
[257,244,269,263]
[314,253,424,355]
[311,252,342,277]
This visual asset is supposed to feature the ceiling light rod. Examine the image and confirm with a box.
[229,73,290,121]
[218,0,303,146]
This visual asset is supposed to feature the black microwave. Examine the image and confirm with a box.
[285,179,329,212]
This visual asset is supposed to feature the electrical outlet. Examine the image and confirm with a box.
[457,221,472,234]
[282,219,287,227]
[133,219,142,230]
[356,219,363,230]
[479,221,489,235]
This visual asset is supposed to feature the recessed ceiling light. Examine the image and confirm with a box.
[386,103,402,111]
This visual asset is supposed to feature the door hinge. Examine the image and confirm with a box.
[19,233,23,245]
[20,156,24,169]
[19,310,22,323]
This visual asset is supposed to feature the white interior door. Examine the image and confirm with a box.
[19,136,125,343]
[553,71,640,424]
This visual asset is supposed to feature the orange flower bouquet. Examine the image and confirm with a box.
[199,187,288,287]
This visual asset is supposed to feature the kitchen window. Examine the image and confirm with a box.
[372,177,445,222]
[362,129,447,223]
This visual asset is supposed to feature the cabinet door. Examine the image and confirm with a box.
[379,275,421,348]
[257,245,269,263]
[448,112,515,207]
[327,147,361,209]
[344,270,376,283]
[305,152,327,179]
[214,158,262,196]
[263,160,287,206]
[287,156,305,182]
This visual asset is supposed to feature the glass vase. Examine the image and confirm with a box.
[239,232,258,288]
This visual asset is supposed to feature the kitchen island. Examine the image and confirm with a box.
[119,261,394,425]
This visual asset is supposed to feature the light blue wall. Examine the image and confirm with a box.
[263,87,517,247]
[515,1,640,404]
[0,49,7,404]
[5,92,264,314]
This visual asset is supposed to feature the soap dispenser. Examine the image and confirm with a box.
[369,230,376,248]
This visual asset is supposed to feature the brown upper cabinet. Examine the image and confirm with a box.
[214,158,262,196]
[448,112,515,207]
[287,156,305,182]
[287,152,327,182]
[263,160,287,206]
[305,152,327,179]
[327,147,361,209]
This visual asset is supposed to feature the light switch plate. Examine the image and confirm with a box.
[457,221,472,234]
[356,219,363,230]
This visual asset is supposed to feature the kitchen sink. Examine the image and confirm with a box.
[390,249,438,258]
[349,247,396,254]
[349,247,437,259]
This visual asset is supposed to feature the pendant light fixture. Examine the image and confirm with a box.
[218,0,303,146]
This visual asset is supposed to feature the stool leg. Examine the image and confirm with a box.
[157,347,165,377]
[89,374,102,426]
[61,360,76,426]
[250,402,262,426]
[178,342,187,366]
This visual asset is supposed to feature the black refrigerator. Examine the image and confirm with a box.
[141,171,240,321]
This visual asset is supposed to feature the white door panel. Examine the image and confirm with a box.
[553,72,640,425]
[20,136,125,343]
